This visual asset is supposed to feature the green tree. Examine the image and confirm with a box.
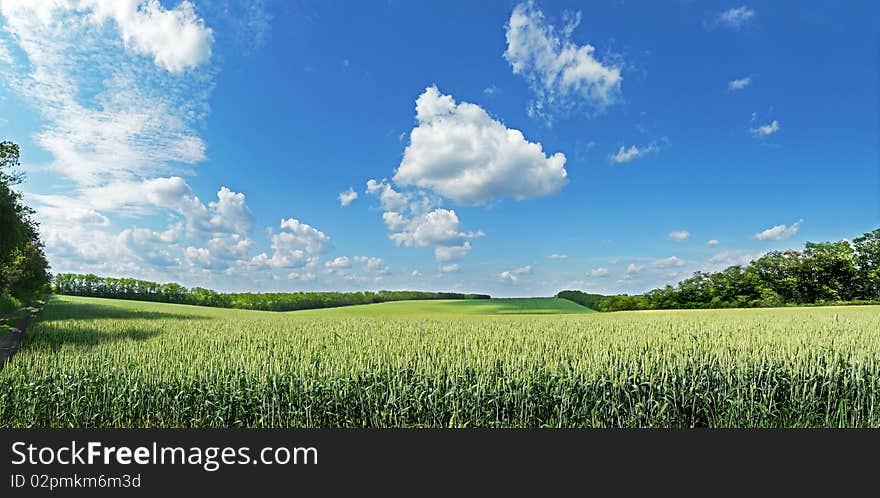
[0,141,50,302]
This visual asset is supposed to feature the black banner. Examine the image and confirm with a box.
[0,429,877,495]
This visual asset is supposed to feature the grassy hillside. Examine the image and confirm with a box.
[3,295,880,428]
[296,297,594,315]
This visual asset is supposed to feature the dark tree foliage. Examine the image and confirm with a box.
[558,227,880,311]
[53,273,490,312]
[0,141,50,307]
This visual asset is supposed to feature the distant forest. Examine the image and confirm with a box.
[559,227,880,312]
[53,273,490,312]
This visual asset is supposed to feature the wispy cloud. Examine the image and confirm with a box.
[751,119,780,137]
[504,1,622,120]
[728,76,751,91]
[609,143,658,164]
[717,6,755,29]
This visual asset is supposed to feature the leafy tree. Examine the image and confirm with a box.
[853,229,880,299]
[0,141,50,303]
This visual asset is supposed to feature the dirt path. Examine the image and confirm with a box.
[0,301,46,372]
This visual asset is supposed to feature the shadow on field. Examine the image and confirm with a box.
[40,299,209,323]
[21,321,163,351]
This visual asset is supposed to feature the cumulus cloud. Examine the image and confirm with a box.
[245,218,330,271]
[324,256,351,271]
[338,187,358,207]
[717,6,755,29]
[82,0,214,73]
[365,178,484,264]
[609,143,658,164]
[83,177,255,235]
[387,209,484,250]
[751,120,780,137]
[707,239,720,247]
[668,230,690,242]
[365,179,409,211]
[728,76,751,91]
[393,86,568,205]
[504,1,622,118]
[753,219,803,241]
[277,218,332,254]
[498,265,533,283]
[548,253,568,260]
[589,267,609,277]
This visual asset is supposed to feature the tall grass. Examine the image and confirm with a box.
[1,296,879,427]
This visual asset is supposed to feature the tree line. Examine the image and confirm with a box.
[0,141,50,312]
[53,273,490,312]
[558,227,880,312]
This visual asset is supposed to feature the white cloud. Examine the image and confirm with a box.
[707,239,720,247]
[548,253,568,260]
[653,256,684,268]
[324,256,351,271]
[365,178,484,264]
[387,208,484,253]
[0,37,12,63]
[434,242,472,263]
[751,120,780,137]
[626,263,643,273]
[81,0,214,73]
[410,270,421,277]
[83,178,255,235]
[589,267,609,277]
[29,194,111,227]
[365,179,409,211]
[245,218,331,271]
[753,219,803,241]
[277,218,332,254]
[709,250,760,267]
[393,86,568,205]
[667,230,690,242]
[718,6,755,29]
[440,263,461,273]
[728,76,751,91]
[287,271,316,282]
[483,85,497,96]
[609,143,658,164]
[353,256,390,275]
[504,1,622,118]
[498,265,533,283]
[338,187,358,207]
[0,1,211,190]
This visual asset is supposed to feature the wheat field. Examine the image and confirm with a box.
[1,295,879,428]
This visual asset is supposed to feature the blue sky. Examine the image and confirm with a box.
[0,1,877,297]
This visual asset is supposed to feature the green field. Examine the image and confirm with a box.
[2,295,880,428]
[296,297,594,315]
